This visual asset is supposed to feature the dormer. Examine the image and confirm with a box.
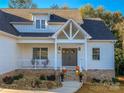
[32,13,50,30]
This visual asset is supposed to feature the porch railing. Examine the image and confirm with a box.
[19,59,51,69]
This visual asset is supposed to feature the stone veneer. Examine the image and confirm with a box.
[0,69,115,82]
[82,69,115,82]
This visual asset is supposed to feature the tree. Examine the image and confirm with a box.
[80,4,95,18]
[9,0,37,8]
[50,4,59,9]
[95,6,104,18]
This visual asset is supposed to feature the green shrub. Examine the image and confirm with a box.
[92,78,101,83]
[18,73,24,79]
[13,73,24,80]
[112,77,119,84]
[102,79,109,83]
[47,75,56,81]
[39,75,46,80]
[13,75,20,80]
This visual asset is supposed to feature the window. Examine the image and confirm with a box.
[41,20,46,29]
[33,48,48,59]
[36,20,40,29]
[41,48,48,59]
[92,48,100,60]
[36,20,46,29]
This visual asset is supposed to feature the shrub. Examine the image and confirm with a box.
[92,78,101,83]
[47,75,56,81]
[112,77,119,84]
[31,79,41,88]
[102,79,109,83]
[39,75,46,80]
[18,73,24,79]
[46,82,54,89]
[13,75,20,80]
[2,76,14,84]
[13,73,24,80]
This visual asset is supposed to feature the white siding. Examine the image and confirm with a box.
[0,34,18,74]
[87,41,114,69]
[13,24,62,33]
[18,44,55,68]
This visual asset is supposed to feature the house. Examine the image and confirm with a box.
[0,9,115,79]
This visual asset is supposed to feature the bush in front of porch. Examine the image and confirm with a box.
[0,70,62,90]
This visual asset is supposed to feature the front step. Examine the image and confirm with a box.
[64,69,79,81]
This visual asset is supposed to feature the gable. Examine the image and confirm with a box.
[53,19,91,40]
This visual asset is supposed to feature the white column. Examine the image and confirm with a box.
[54,40,57,70]
[78,45,82,72]
[84,39,88,71]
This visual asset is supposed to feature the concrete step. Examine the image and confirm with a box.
[64,69,79,81]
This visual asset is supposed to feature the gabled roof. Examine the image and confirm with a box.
[0,9,115,40]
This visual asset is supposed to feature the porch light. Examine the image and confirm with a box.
[58,46,61,51]
[78,47,81,51]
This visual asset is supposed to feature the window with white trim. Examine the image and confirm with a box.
[36,20,40,29]
[41,20,46,29]
[33,48,48,59]
[36,20,46,29]
[92,48,100,60]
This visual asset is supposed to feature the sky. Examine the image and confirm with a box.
[0,0,124,15]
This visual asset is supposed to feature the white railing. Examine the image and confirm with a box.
[19,59,52,69]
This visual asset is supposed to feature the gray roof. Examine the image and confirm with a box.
[0,10,19,36]
[81,19,115,40]
[0,9,115,40]
[20,32,54,37]
[49,14,67,22]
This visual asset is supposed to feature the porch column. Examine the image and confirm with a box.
[78,44,83,72]
[54,39,57,70]
[84,39,88,71]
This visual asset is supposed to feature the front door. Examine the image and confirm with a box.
[62,48,77,66]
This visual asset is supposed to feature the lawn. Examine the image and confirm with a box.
[76,83,124,93]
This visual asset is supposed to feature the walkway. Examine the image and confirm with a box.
[50,81,82,93]
[0,81,82,93]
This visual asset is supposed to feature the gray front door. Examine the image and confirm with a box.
[62,48,77,66]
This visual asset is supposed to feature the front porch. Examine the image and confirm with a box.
[17,19,90,71]
[17,43,86,71]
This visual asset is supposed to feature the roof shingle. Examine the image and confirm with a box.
[81,19,115,40]
[0,10,19,36]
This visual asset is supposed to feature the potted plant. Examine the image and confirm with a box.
[31,58,35,68]
[42,59,49,68]
[79,72,84,82]
[60,72,64,82]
